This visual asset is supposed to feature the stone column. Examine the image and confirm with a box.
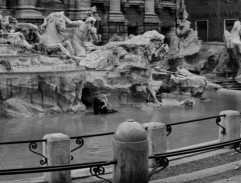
[65,0,76,19]
[0,0,6,14]
[143,0,160,32]
[109,0,126,22]
[75,0,91,20]
[15,0,42,20]
[107,0,127,43]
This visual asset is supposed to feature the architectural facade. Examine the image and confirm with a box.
[186,0,241,42]
[0,0,178,42]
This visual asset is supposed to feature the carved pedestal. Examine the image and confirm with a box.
[15,0,43,21]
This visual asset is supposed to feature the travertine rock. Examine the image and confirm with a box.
[0,69,86,117]
[0,29,216,117]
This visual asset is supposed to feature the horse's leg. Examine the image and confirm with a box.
[47,43,71,56]
[56,43,71,56]
[62,41,74,55]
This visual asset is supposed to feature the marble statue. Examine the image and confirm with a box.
[165,8,201,63]
[0,9,214,118]
[223,20,241,82]
[0,10,100,58]
[64,16,100,57]
[36,11,74,57]
[176,9,191,37]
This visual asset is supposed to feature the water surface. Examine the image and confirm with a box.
[0,89,241,180]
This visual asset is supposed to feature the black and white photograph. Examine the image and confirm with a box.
[0,0,241,182]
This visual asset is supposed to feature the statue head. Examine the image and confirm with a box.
[85,16,96,27]
[86,6,97,18]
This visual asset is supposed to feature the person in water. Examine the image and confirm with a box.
[93,94,118,114]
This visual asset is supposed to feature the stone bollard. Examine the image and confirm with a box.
[219,110,241,147]
[113,119,149,183]
[143,122,167,168]
[43,133,71,183]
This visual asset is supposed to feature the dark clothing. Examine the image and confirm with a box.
[93,97,118,114]
[93,97,102,114]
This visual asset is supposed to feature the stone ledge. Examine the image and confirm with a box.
[0,177,47,183]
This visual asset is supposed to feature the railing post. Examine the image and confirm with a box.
[43,133,71,183]
[113,119,149,183]
[143,122,167,168]
[219,110,241,145]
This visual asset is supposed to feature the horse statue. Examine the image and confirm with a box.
[33,11,74,57]
[0,11,100,57]
[64,16,100,56]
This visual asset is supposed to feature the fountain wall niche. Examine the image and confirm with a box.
[0,6,220,118]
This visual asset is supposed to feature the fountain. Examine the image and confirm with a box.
[0,7,218,118]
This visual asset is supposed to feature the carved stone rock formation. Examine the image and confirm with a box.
[0,11,216,117]
[164,8,202,71]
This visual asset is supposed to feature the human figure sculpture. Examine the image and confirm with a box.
[0,11,100,57]
[64,16,100,56]
[165,7,201,60]
[222,20,241,76]
[176,10,191,37]
[224,20,241,49]
[0,15,40,51]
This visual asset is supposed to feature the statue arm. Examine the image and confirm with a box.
[17,23,38,31]
[64,17,84,26]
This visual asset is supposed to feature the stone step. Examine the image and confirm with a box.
[214,80,241,90]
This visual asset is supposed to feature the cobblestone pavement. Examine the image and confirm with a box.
[182,169,241,183]
[150,150,241,181]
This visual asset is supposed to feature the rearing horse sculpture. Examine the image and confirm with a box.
[35,12,74,56]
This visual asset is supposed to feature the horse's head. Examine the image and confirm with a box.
[41,12,66,33]
[54,12,66,33]
[85,17,100,43]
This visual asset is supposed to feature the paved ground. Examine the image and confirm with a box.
[74,148,241,183]
[150,149,241,183]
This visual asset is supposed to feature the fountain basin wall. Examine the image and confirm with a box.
[0,60,87,117]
